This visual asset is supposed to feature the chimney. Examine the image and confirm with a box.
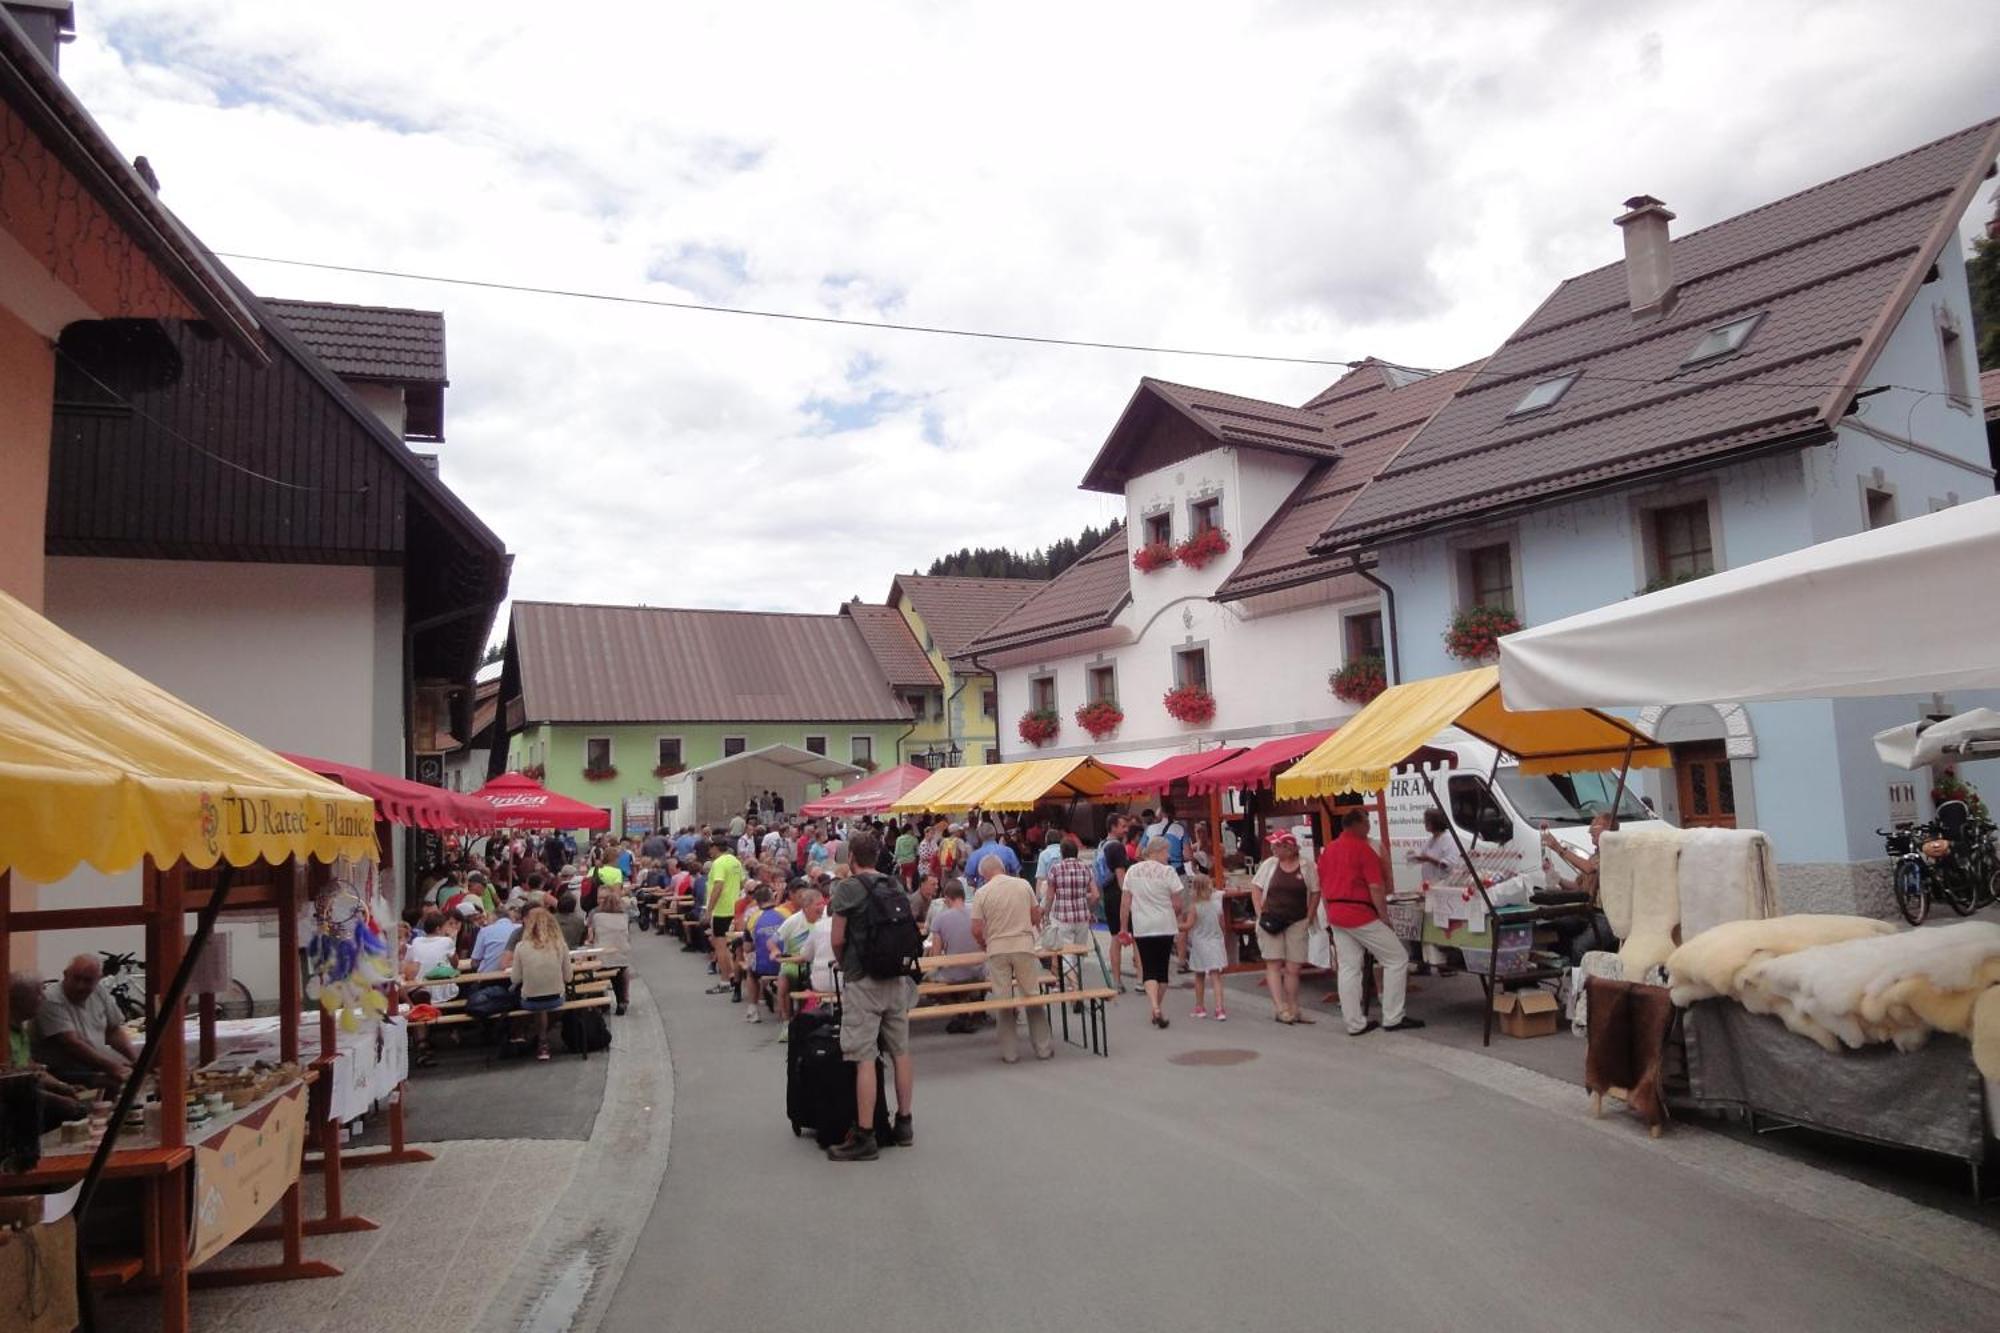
[1614,194,1677,317]
[3,2,76,72]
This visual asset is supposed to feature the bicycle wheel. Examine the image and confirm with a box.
[216,979,256,1020]
[1893,859,1929,925]
[1942,866,1979,916]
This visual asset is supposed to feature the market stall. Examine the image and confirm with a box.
[889,755,1126,815]
[1496,501,2000,1171]
[798,763,934,818]
[665,744,864,826]
[0,588,379,1332]
[1276,667,1669,1043]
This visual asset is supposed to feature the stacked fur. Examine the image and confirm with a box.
[1599,827,1684,976]
[1666,917,2000,1078]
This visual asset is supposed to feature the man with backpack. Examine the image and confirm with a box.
[824,829,918,1161]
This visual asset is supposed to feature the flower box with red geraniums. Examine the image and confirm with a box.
[583,765,619,783]
[1329,655,1387,706]
[521,763,546,782]
[1175,527,1231,570]
[1132,541,1175,574]
[1018,709,1062,747]
[1075,699,1124,740]
[1444,605,1522,664]
[854,757,879,773]
[1162,685,1216,726]
[1932,772,1990,823]
[652,763,685,779]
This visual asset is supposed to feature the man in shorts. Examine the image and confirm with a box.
[825,829,915,1162]
[705,837,746,996]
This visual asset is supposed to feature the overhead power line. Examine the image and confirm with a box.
[214,251,1368,369]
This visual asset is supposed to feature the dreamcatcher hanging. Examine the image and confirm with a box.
[305,858,395,1030]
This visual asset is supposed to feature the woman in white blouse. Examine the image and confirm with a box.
[1118,837,1186,1030]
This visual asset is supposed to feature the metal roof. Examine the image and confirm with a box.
[510,601,914,724]
[961,526,1132,659]
[888,574,1041,663]
[842,601,943,689]
[264,299,448,385]
[1080,377,1345,493]
[1319,118,2000,553]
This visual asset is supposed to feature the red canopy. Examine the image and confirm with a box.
[280,752,499,830]
[1102,747,1246,797]
[1182,729,1337,797]
[799,764,935,818]
[472,772,613,831]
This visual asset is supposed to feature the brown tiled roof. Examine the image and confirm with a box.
[510,601,911,724]
[961,527,1131,658]
[1081,378,1345,492]
[1981,367,2000,422]
[842,602,942,689]
[1319,118,2000,552]
[264,299,448,385]
[469,678,500,744]
[1216,366,1477,601]
[888,574,1041,663]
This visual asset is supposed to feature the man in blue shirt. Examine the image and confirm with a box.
[470,903,525,972]
[617,841,635,879]
[964,824,1020,886]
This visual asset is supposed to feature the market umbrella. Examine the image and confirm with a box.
[473,771,613,831]
[799,763,934,818]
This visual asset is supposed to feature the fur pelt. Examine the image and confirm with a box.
[1599,827,1682,977]
[1666,914,1894,1007]
[1676,827,1779,940]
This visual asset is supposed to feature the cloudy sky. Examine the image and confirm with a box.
[62,1,1997,626]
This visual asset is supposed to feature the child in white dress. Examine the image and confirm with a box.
[1181,874,1228,1020]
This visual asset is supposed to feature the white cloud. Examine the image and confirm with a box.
[55,0,2000,628]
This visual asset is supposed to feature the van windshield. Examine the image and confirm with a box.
[1493,770,1650,827]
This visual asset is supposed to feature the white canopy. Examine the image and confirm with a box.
[1499,495,2000,710]
[663,744,865,826]
[1873,708,2000,769]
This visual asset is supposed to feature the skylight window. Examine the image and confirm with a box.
[1683,313,1763,366]
[1508,374,1576,416]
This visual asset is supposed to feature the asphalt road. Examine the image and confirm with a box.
[604,938,2000,1333]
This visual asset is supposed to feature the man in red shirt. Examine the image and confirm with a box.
[1317,808,1423,1035]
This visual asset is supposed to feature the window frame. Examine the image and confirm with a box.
[1863,485,1897,530]
[1681,312,1764,367]
[1188,493,1222,536]
[1939,310,1972,410]
[803,734,828,757]
[1507,374,1576,417]
[1029,672,1058,714]
[1172,645,1211,693]
[656,736,683,771]
[1459,541,1516,614]
[1142,509,1173,547]
[1342,609,1385,663]
[1086,662,1118,705]
[584,736,613,771]
[1647,499,1716,584]
[849,735,874,766]
[722,735,747,758]
[981,688,998,719]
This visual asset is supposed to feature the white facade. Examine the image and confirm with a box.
[993,445,1378,765]
[33,557,405,1002]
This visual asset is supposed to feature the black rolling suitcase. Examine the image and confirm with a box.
[785,1006,894,1148]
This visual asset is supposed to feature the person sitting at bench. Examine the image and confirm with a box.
[587,885,632,1015]
[404,909,463,1067]
[512,906,573,1062]
[771,885,823,1030]
[970,854,1052,1063]
[926,881,987,1034]
[743,887,784,1025]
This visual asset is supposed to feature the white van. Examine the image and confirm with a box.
[1382,728,1657,898]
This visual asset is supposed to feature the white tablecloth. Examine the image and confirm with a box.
[183,1014,409,1125]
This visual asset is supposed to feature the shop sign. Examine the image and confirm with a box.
[188,1082,309,1266]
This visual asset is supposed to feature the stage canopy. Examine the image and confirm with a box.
[0,589,378,880]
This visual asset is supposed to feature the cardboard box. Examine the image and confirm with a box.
[1493,990,1560,1038]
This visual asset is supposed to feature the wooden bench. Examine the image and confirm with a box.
[911,987,1116,1056]
[432,979,610,1012]
[406,994,615,1061]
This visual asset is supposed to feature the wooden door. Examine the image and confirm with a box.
[1674,741,1736,828]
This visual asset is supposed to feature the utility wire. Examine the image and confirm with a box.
[53,345,370,495]
[215,251,1367,369]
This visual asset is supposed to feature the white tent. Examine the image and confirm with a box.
[1874,708,2000,769]
[1499,495,2000,710]
[660,744,865,826]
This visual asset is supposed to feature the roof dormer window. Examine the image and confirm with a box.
[1508,374,1576,417]
[1682,313,1763,366]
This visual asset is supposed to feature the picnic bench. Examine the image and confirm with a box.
[791,945,1111,1055]
[405,986,614,1061]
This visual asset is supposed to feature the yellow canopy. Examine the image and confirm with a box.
[889,756,1124,814]
[0,589,380,881]
[1275,666,1669,799]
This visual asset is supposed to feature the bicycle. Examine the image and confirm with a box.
[1879,802,2000,925]
[97,950,257,1023]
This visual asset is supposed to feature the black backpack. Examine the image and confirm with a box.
[560,1006,612,1053]
[850,872,922,981]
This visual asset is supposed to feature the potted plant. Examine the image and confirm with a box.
[1162,684,1216,725]
[1444,604,1522,663]
[652,763,685,779]
[1932,772,1990,822]
[855,756,879,773]
[1017,708,1062,747]
[1175,527,1231,570]
[1075,698,1124,740]
[582,763,619,782]
[1329,654,1387,705]
[1132,540,1175,573]
[521,763,546,782]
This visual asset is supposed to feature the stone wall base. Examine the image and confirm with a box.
[1776,859,1895,919]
